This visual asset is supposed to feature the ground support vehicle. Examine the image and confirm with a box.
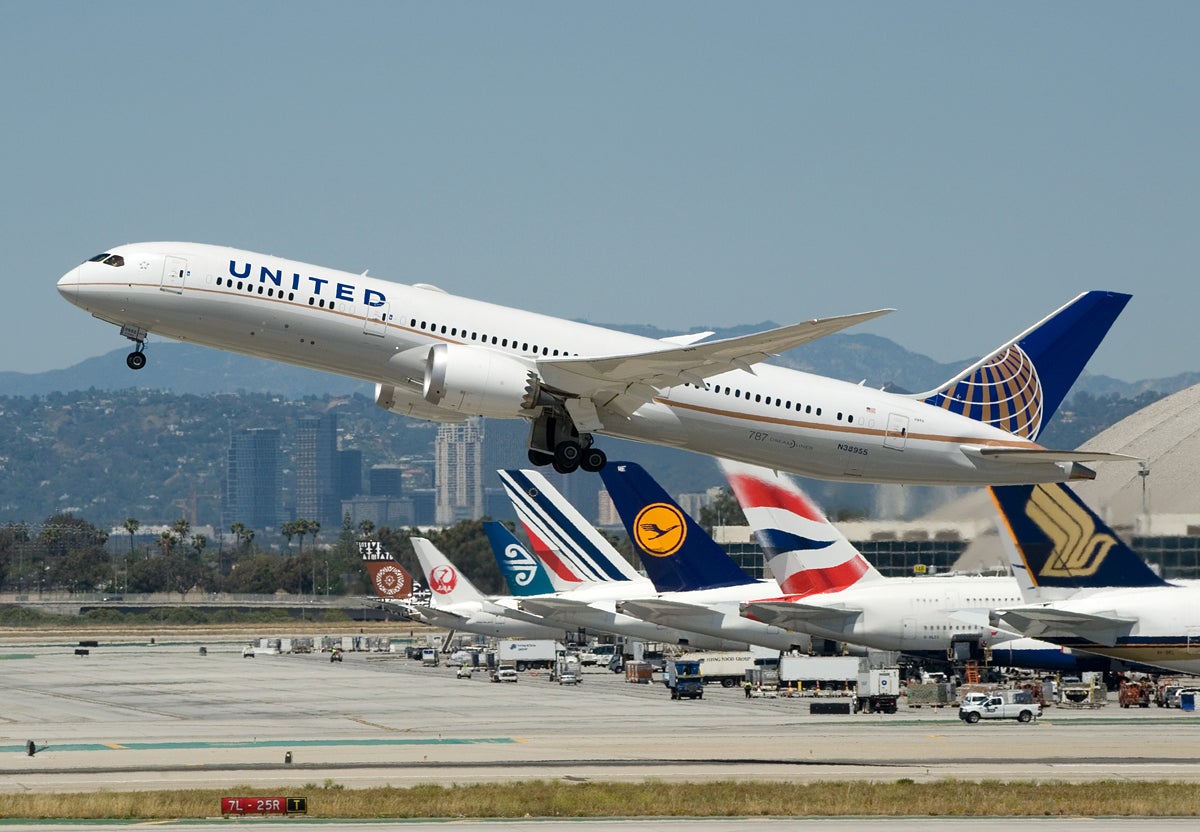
[959,689,1042,724]
[498,640,559,671]
[666,660,705,700]
[491,666,518,683]
[854,667,900,714]
[1119,680,1152,708]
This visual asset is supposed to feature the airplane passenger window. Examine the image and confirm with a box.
[847,415,853,423]
[217,277,223,286]
[288,292,294,301]
[104,255,124,267]
[237,281,244,290]
[257,286,264,294]
[309,298,315,306]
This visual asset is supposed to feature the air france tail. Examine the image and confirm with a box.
[990,483,1168,601]
[599,461,759,593]
[483,520,557,596]
[499,468,642,583]
[919,291,1130,441]
[719,459,883,595]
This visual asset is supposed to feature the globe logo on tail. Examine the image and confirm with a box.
[633,503,687,557]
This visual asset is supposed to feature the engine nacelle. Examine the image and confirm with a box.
[422,343,540,418]
[374,382,468,423]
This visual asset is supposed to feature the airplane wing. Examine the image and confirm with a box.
[536,310,892,419]
[994,607,1136,647]
[740,600,862,635]
[617,598,722,624]
[517,597,594,618]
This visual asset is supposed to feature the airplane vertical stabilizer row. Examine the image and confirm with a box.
[58,244,1132,486]
[719,459,883,596]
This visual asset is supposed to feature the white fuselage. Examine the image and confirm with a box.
[57,243,1080,486]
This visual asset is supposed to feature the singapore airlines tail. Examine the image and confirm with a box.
[483,520,558,596]
[599,461,761,592]
[918,290,1130,444]
[719,459,883,595]
[989,482,1169,601]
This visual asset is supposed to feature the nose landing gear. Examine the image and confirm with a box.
[119,324,149,371]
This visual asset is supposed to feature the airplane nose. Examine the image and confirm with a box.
[57,266,80,299]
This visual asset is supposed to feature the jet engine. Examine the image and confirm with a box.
[422,343,545,418]
[374,382,468,423]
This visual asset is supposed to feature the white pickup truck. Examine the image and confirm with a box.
[958,690,1042,724]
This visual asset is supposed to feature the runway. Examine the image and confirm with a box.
[3,631,1199,794]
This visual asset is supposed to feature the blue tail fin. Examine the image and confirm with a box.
[483,521,557,596]
[599,461,758,592]
[919,291,1130,440]
[990,483,1167,590]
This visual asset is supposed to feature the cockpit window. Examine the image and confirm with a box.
[87,253,124,266]
[88,253,109,262]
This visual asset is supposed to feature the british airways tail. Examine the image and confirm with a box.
[483,520,558,596]
[918,291,1130,441]
[719,459,884,595]
[498,468,642,583]
[599,461,759,592]
[990,483,1168,600]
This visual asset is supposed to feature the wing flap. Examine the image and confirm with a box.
[740,600,862,635]
[617,598,718,623]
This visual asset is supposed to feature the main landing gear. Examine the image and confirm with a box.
[527,409,607,474]
[119,324,149,371]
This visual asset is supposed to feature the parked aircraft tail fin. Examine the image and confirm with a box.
[499,468,641,582]
[483,520,558,596]
[719,459,884,594]
[599,460,759,592]
[917,291,1130,440]
[362,554,417,601]
[989,482,1168,596]
[410,537,489,607]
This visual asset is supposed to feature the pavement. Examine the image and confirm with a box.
[3,631,1200,794]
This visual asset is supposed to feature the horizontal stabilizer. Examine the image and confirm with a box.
[741,600,862,635]
[970,447,1140,464]
[409,605,469,627]
[518,597,593,618]
[995,606,1136,647]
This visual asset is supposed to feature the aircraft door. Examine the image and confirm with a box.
[363,302,389,337]
[161,256,187,293]
[884,413,909,450]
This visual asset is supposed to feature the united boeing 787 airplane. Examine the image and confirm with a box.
[58,243,1129,484]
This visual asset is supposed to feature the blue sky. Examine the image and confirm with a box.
[4,2,1197,382]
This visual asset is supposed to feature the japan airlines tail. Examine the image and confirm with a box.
[988,483,1197,674]
[58,243,1130,485]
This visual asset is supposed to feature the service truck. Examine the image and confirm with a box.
[778,655,861,692]
[958,689,1042,723]
[666,659,705,700]
[677,650,775,688]
[854,667,900,714]
[497,640,559,671]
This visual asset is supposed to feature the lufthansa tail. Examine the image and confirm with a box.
[918,290,1131,441]
[990,482,1169,598]
[599,461,760,593]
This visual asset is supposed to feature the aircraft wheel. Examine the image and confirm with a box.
[553,440,581,473]
[126,351,147,370]
[527,448,553,467]
[580,447,607,473]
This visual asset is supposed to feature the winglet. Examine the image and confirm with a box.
[599,460,758,592]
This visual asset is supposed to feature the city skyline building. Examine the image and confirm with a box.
[435,417,484,524]
[223,427,282,531]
